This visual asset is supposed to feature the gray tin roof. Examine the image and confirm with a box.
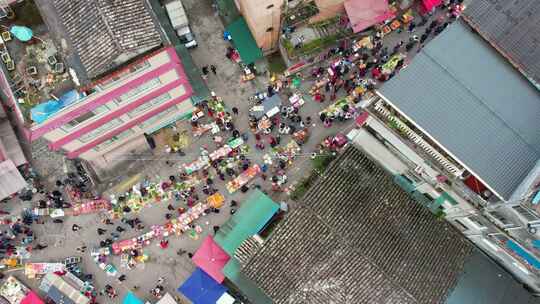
[462,0,540,87]
[241,147,473,304]
[47,286,76,304]
[379,19,540,200]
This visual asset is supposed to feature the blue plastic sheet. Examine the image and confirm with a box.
[10,25,33,42]
[178,268,227,304]
[30,100,61,124]
[123,292,143,304]
[30,90,83,124]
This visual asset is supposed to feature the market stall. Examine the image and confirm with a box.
[271,141,301,168]
[226,164,261,193]
[320,97,356,120]
[249,94,282,119]
[381,53,406,74]
[289,93,305,108]
[24,263,65,279]
[210,146,232,161]
[0,276,29,304]
[207,193,225,209]
[183,155,210,175]
[72,199,111,216]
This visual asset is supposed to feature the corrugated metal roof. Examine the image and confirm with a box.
[462,0,540,87]
[241,147,473,304]
[379,19,540,200]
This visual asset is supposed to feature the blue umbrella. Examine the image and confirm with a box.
[10,25,33,42]
[178,268,227,304]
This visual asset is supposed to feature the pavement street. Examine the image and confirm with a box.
[3,1,459,303]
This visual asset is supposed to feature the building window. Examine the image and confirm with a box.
[62,104,109,131]
[512,205,540,222]
[266,27,274,32]
[78,118,124,143]
[99,60,151,89]
[94,129,135,151]
[266,4,274,9]
[115,78,162,104]
[127,92,172,118]
[138,106,176,130]
[488,211,515,228]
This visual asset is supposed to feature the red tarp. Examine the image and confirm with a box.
[345,0,395,33]
[422,0,442,12]
[464,175,487,195]
[21,291,44,304]
[192,236,230,283]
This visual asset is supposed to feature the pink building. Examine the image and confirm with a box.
[0,0,195,172]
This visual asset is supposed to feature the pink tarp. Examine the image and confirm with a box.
[344,0,395,33]
[21,291,44,304]
[422,0,442,12]
[192,236,230,283]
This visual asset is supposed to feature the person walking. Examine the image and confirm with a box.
[201,66,209,79]
[232,107,239,115]
[407,22,416,33]
[210,65,217,75]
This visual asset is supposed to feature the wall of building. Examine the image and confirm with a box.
[30,47,186,140]
[37,47,193,159]
[237,0,284,53]
[309,0,345,23]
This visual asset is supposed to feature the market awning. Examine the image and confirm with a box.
[20,291,44,304]
[178,268,227,304]
[225,17,263,64]
[250,94,282,119]
[0,160,27,200]
[216,293,235,304]
[192,236,230,283]
[344,0,395,33]
[155,293,178,304]
[214,189,279,256]
[123,292,144,304]
[422,0,442,12]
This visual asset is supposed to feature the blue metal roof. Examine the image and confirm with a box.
[379,19,540,200]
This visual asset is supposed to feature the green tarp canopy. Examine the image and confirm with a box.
[226,17,263,65]
[214,189,279,255]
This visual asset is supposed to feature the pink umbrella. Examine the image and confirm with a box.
[192,236,230,283]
